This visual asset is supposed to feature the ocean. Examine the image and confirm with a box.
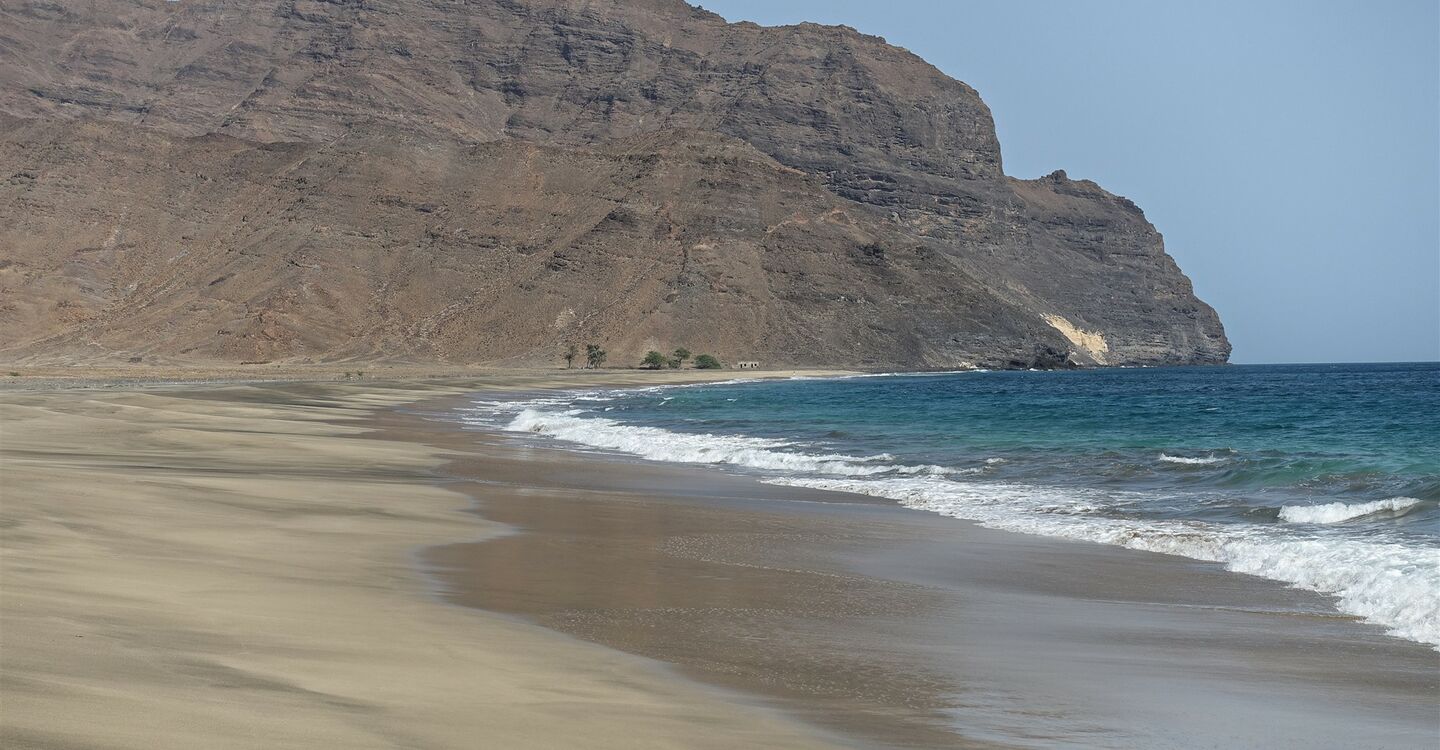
[460,363,1439,648]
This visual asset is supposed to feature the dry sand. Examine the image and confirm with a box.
[0,373,846,750]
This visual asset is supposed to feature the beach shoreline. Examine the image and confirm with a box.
[3,374,1436,749]
[426,384,1439,748]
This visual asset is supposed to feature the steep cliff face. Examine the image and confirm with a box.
[0,0,1228,367]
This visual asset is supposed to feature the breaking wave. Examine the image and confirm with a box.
[1279,497,1424,524]
[1158,453,1227,465]
[506,408,947,477]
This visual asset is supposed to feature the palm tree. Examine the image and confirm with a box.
[585,344,607,369]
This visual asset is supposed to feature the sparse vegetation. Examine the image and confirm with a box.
[585,343,607,369]
[640,350,668,369]
[7,371,18,377]
[563,344,578,369]
[693,353,722,369]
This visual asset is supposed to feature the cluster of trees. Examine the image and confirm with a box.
[562,344,608,369]
[560,344,721,370]
[640,348,721,370]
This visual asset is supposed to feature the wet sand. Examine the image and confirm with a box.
[425,389,1440,749]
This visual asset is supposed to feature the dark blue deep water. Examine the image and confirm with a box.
[467,363,1440,646]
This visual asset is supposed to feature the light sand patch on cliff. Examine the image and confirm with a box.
[1042,314,1110,364]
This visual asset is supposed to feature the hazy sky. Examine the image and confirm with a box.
[701,0,1439,363]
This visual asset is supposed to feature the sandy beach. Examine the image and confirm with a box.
[0,373,846,750]
[3,374,1437,748]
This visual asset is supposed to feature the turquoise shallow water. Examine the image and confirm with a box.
[464,363,1440,646]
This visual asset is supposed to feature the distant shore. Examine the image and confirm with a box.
[3,374,1435,748]
[0,358,1235,393]
[0,364,847,392]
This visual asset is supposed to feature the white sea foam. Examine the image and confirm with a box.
[766,475,1440,648]
[480,401,1440,649]
[503,408,946,476]
[1278,497,1424,524]
[1158,453,1226,465]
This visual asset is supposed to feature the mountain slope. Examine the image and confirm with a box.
[0,0,1228,368]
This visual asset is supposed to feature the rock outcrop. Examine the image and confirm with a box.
[0,0,1229,368]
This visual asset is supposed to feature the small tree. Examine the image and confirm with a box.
[585,344,607,369]
[670,348,691,369]
[640,350,667,369]
[563,344,578,369]
[693,354,722,369]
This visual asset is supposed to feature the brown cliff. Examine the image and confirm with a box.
[0,0,1229,368]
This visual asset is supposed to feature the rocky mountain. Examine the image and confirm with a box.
[0,0,1229,368]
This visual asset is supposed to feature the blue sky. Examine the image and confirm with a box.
[700,0,1439,363]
